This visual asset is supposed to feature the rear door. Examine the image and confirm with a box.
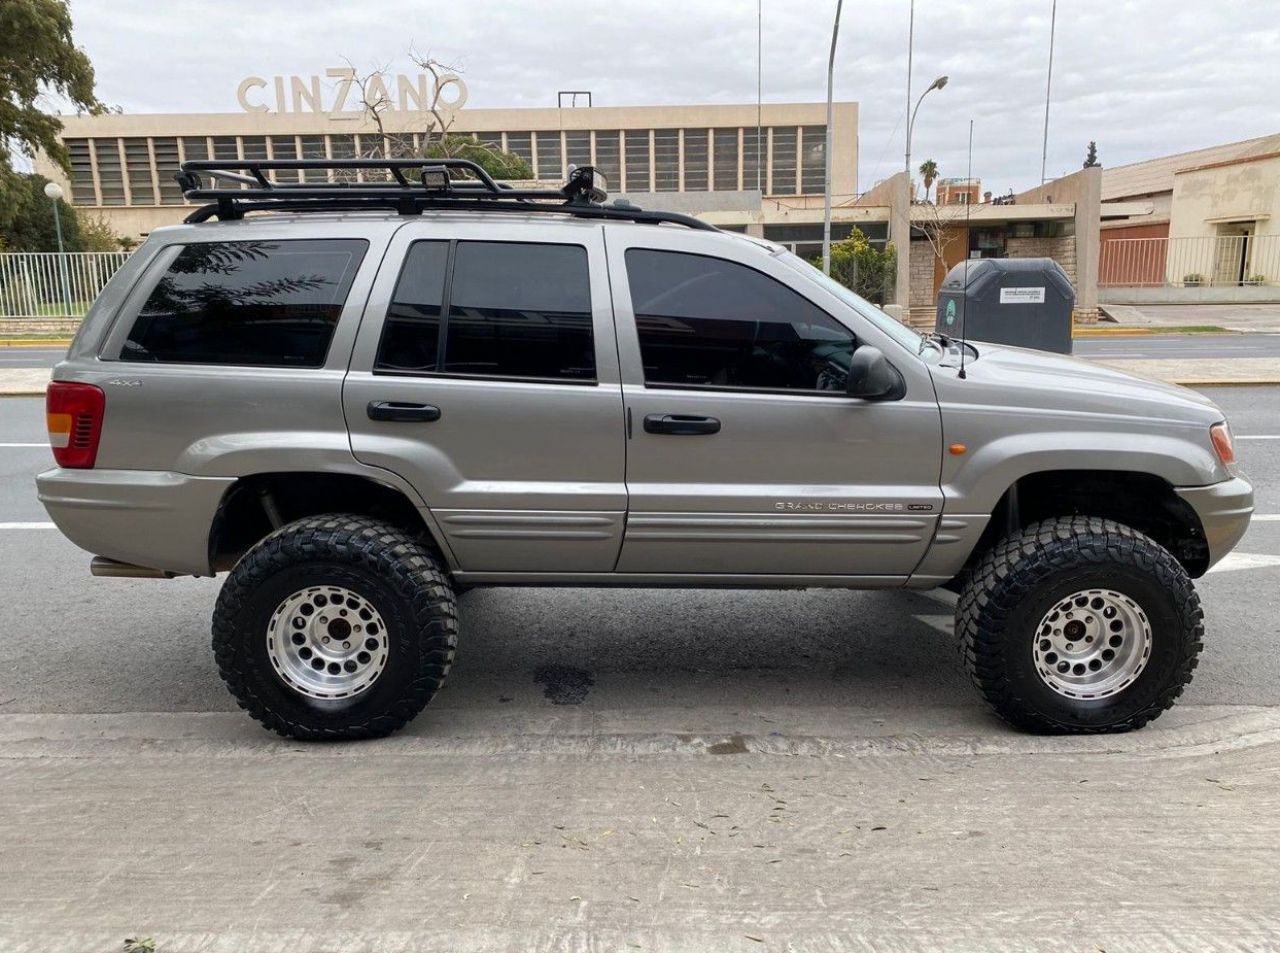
[344,220,626,573]
[607,231,943,579]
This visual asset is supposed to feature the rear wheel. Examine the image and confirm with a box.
[212,514,456,740]
[957,516,1203,733]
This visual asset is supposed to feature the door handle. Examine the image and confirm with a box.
[643,413,721,435]
[367,400,442,423]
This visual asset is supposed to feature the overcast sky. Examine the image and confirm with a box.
[63,0,1280,194]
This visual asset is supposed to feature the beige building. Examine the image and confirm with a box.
[1097,132,1280,299]
[36,87,1104,321]
[36,101,858,241]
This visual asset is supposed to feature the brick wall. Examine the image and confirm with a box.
[0,318,80,338]
[1005,235,1077,291]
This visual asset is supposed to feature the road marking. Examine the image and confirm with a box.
[1238,435,1280,441]
[1252,514,1280,521]
[0,443,48,448]
[1207,552,1280,574]
[0,522,54,530]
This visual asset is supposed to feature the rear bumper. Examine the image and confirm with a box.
[37,468,234,577]
[1176,476,1254,570]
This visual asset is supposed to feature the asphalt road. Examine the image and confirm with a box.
[0,347,65,368]
[2,388,1279,951]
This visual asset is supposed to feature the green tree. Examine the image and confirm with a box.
[813,229,897,305]
[77,211,123,252]
[1,0,103,225]
[425,135,533,180]
[917,158,939,202]
[0,172,84,251]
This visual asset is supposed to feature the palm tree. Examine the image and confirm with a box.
[918,159,939,203]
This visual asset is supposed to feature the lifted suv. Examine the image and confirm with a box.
[39,159,1253,739]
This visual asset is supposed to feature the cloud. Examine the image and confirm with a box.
[67,0,1280,193]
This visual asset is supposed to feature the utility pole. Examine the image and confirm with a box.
[1040,0,1057,184]
[821,0,844,275]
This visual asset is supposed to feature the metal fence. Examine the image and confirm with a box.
[0,252,133,319]
[1099,235,1280,288]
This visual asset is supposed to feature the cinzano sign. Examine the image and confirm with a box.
[237,68,467,117]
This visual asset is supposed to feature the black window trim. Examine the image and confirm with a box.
[110,236,369,369]
[625,246,860,397]
[372,237,599,386]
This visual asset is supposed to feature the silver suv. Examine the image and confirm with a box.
[37,159,1253,739]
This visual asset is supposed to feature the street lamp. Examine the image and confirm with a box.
[905,74,949,200]
[43,182,74,316]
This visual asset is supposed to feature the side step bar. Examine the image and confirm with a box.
[90,556,175,579]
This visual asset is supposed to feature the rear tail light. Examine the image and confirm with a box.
[1210,422,1236,466]
[47,382,105,469]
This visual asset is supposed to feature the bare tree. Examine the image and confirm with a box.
[913,200,970,283]
[343,51,530,181]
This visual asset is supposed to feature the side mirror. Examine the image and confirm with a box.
[846,345,906,401]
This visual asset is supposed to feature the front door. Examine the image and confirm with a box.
[344,221,626,573]
[607,234,943,579]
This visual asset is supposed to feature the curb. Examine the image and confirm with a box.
[0,340,72,348]
[1072,326,1158,337]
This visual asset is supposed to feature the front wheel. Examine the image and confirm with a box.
[212,514,457,740]
[957,517,1204,733]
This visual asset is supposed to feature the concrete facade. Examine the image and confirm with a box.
[36,102,859,240]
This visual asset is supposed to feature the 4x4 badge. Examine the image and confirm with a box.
[105,379,143,387]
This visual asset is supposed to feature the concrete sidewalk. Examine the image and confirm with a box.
[1101,303,1280,333]
[3,705,1278,953]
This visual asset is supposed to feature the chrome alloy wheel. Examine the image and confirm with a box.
[1032,588,1153,699]
[266,585,389,700]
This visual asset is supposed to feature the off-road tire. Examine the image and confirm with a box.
[957,516,1203,733]
[213,514,457,740]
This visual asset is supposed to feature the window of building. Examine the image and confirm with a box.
[181,137,209,162]
[66,139,95,205]
[625,249,854,392]
[123,239,368,367]
[770,126,798,195]
[713,128,739,191]
[625,130,651,192]
[565,130,590,174]
[153,138,184,205]
[376,241,595,383]
[593,131,620,192]
[683,129,709,191]
[742,127,763,193]
[800,125,826,195]
[93,139,125,206]
[241,136,268,160]
[123,138,155,205]
[533,131,563,180]
[300,135,327,181]
[505,132,533,172]
[268,136,300,183]
[653,128,679,192]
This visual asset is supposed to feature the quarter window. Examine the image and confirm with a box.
[625,249,855,392]
[376,241,595,382]
[123,239,367,367]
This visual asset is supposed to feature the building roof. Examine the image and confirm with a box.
[1101,132,1280,200]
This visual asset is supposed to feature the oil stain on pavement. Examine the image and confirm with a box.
[533,663,596,705]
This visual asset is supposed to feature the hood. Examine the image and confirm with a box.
[929,342,1224,427]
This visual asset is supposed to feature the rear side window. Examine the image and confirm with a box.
[625,248,855,392]
[376,240,595,382]
[123,239,367,367]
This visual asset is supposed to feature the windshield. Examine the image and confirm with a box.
[777,249,930,359]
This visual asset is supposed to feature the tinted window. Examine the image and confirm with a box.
[375,241,449,372]
[625,249,854,392]
[376,241,595,382]
[124,240,366,367]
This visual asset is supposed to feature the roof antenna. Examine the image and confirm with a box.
[958,118,974,380]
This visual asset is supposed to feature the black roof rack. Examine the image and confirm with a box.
[176,158,717,231]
